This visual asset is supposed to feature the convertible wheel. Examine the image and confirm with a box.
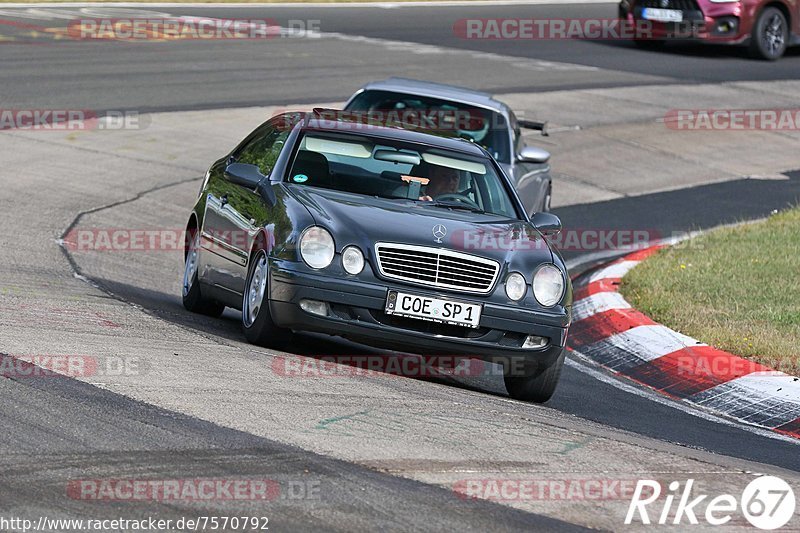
[182,231,225,317]
[503,349,565,403]
[242,249,293,348]
[749,7,788,60]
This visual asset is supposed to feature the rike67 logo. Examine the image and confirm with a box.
[626,476,795,530]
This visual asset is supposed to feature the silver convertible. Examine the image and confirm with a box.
[345,78,553,214]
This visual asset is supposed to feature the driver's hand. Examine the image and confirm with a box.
[418,195,433,201]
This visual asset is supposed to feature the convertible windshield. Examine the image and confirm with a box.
[286,133,519,218]
[346,90,511,163]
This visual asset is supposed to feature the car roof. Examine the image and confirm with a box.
[300,113,491,159]
[355,78,513,117]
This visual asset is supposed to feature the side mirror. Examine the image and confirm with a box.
[517,146,551,164]
[225,163,265,188]
[531,212,562,236]
[225,163,276,206]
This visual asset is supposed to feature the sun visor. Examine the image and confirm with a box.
[304,136,373,158]
[422,153,486,175]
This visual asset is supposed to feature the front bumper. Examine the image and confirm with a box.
[621,0,749,43]
[269,262,569,368]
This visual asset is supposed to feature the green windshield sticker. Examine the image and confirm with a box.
[292,174,309,183]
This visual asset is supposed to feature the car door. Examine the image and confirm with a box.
[200,119,291,297]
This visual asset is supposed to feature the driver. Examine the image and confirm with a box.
[419,165,460,201]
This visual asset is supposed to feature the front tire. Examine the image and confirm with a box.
[504,349,566,403]
[242,249,292,348]
[182,231,225,318]
[749,7,788,60]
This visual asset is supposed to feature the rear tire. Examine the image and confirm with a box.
[504,349,566,403]
[242,249,293,348]
[749,7,788,60]
[182,230,225,318]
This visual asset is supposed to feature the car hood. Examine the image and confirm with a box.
[285,185,553,266]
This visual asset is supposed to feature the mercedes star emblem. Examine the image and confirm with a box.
[432,224,447,243]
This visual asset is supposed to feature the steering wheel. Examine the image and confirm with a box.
[435,193,481,210]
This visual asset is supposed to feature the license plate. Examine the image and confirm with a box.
[385,291,482,328]
[642,8,683,22]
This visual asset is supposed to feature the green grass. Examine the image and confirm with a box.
[620,208,800,374]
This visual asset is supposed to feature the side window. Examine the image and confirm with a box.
[236,125,290,176]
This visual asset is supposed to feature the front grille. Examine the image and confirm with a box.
[638,0,699,9]
[375,243,500,294]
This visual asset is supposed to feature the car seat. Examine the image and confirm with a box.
[292,151,332,188]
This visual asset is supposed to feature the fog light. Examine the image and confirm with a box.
[300,299,329,317]
[523,335,548,349]
[713,17,738,34]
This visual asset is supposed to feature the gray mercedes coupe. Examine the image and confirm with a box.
[182,110,572,402]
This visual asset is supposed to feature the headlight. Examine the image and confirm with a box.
[505,272,527,301]
[532,264,565,307]
[300,226,335,269]
[342,246,364,275]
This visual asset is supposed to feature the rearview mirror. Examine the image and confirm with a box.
[517,146,551,164]
[374,149,421,166]
[531,212,562,236]
[225,163,264,188]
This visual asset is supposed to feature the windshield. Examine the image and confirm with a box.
[345,90,511,163]
[286,132,519,218]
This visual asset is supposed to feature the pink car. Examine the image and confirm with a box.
[619,0,799,59]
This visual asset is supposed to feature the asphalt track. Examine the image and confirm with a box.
[0,2,799,111]
[0,355,588,532]
[1,2,800,530]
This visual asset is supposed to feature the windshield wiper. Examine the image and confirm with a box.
[422,200,485,214]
